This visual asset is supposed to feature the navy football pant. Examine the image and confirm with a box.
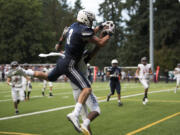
[48,56,91,90]
[110,81,121,95]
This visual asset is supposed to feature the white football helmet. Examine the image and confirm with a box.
[77,10,95,27]
[111,59,118,64]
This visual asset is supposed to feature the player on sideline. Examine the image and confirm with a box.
[136,57,152,105]
[7,61,29,114]
[174,63,180,93]
[15,10,112,133]
[42,65,53,96]
[22,63,32,100]
[106,59,123,106]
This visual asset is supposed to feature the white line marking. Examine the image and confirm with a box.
[0,89,173,121]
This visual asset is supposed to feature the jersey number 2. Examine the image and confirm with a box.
[67,29,73,45]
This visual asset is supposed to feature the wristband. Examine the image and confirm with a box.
[58,40,63,45]
[99,25,104,30]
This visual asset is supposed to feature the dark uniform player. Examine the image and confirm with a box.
[17,10,113,134]
[107,59,123,106]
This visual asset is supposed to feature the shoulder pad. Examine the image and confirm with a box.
[81,27,94,38]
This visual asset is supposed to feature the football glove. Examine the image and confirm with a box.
[102,29,114,37]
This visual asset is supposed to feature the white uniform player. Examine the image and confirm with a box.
[70,54,100,135]
[22,63,32,100]
[174,63,180,93]
[136,57,152,105]
[7,61,28,114]
[42,65,53,96]
[138,63,151,89]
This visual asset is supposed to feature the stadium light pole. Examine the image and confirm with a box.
[149,0,154,73]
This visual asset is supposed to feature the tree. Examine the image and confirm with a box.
[73,0,83,17]
[154,0,180,70]
[119,0,149,66]
[0,0,52,63]
[95,0,124,68]
[0,0,75,63]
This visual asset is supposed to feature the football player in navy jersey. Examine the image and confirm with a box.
[107,59,123,106]
[16,10,113,133]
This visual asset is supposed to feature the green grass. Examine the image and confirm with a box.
[0,81,180,135]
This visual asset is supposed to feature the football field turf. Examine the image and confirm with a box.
[0,81,180,135]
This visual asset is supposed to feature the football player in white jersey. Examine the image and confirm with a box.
[7,61,29,114]
[136,57,152,105]
[70,55,100,135]
[22,63,32,100]
[174,63,180,93]
[42,65,53,96]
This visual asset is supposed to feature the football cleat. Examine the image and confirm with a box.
[145,98,148,103]
[15,110,19,115]
[142,101,146,105]
[49,93,53,97]
[80,124,91,135]
[142,98,146,105]
[67,113,81,133]
[107,95,111,102]
[118,102,123,107]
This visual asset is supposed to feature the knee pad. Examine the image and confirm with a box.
[92,105,101,115]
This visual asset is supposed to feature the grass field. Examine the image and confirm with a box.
[0,81,180,135]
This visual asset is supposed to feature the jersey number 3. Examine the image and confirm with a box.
[67,29,73,45]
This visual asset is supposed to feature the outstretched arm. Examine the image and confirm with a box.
[89,35,110,47]
[7,77,12,86]
[136,68,140,77]
[55,26,69,51]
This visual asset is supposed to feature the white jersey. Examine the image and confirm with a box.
[138,64,151,79]
[175,68,180,78]
[7,68,24,88]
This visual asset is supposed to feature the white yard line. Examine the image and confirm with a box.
[0,92,73,102]
[0,86,172,102]
[0,89,173,121]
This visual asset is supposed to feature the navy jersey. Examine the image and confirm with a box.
[65,22,94,62]
[107,67,121,81]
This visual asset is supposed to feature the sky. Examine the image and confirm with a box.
[67,0,129,22]
[67,0,104,22]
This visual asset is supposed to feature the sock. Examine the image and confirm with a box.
[144,93,147,98]
[17,100,20,104]
[83,118,90,127]
[28,91,31,97]
[25,70,34,76]
[73,102,82,117]
[118,100,121,103]
[24,91,26,98]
